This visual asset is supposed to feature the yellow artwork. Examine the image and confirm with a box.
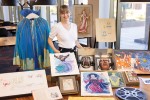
[68,97,116,100]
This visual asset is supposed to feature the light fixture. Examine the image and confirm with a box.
[34,0,57,5]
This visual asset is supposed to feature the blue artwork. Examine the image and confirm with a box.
[83,73,110,94]
[54,54,73,73]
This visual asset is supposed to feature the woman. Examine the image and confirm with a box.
[48,5,83,53]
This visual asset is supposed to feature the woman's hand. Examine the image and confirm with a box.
[54,49,60,53]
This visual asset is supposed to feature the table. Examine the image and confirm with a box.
[0,36,16,46]
[9,75,149,100]
[0,26,17,31]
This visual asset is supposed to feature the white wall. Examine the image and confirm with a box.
[3,6,10,21]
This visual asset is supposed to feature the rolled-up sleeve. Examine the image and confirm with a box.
[49,24,58,40]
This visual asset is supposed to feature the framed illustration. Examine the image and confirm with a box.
[50,53,80,76]
[95,18,116,42]
[78,55,94,71]
[58,76,78,95]
[108,71,126,88]
[32,86,63,100]
[81,72,113,96]
[73,5,93,38]
[113,50,150,74]
[0,70,48,97]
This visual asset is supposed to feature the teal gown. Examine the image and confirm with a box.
[13,9,53,70]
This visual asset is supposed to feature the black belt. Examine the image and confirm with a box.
[59,46,76,53]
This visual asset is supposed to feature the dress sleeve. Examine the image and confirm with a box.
[49,24,58,40]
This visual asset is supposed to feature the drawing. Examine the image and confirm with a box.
[73,5,93,38]
[108,71,126,88]
[114,50,150,74]
[63,79,74,91]
[81,72,113,96]
[50,53,79,76]
[95,18,116,42]
[32,86,63,100]
[0,70,48,97]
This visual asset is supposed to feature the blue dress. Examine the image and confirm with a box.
[13,9,53,70]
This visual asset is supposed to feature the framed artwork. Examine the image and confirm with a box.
[0,70,48,97]
[113,50,150,74]
[78,55,94,71]
[81,72,113,96]
[123,71,139,86]
[50,53,80,76]
[58,76,78,94]
[73,5,93,38]
[108,71,126,88]
[32,86,63,100]
[95,18,116,42]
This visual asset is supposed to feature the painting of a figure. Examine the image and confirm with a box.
[81,72,113,96]
[73,5,92,38]
[108,71,126,88]
[50,53,79,76]
[114,50,150,74]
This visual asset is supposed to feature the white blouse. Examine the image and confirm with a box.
[49,22,78,49]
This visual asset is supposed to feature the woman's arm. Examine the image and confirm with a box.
[75,40,83,49]
[48,38,60,53]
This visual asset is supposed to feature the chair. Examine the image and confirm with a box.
[0,28,8,37]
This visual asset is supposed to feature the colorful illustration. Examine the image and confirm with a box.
[0,70,48,97]
[50,53,79,76]
[114,50,150,74]
[73,5,93,38]
[81,72,113,96]
[78,9,89,33]
[108,71,126,88]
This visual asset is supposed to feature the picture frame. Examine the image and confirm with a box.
[73,5,93,38]
[58,76,78,95]
[78,55,94,71]
[95,18,116,42]
[113,50,150,74]
[50,52,80,77]
[94,49,114,70]
[81,72,113,96]
[108,71,126,88]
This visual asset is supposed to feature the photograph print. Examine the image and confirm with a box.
[81,72,113,96]
[50,52,79,76]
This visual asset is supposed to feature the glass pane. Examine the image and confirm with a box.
[50,6,57,27]
[120,2,149,50]
[78,0,88,4]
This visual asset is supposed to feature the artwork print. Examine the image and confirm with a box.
[108,71,126,88]
[32,86,63,100]
[73,5,93,38]
[81,72,113,96]
[114,50,150,74]
[95,18,116,42]
[78,55,94,71]
[50,53,79,76]
[0,70,48,97]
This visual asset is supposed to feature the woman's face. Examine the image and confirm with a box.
[60,11,70,21]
